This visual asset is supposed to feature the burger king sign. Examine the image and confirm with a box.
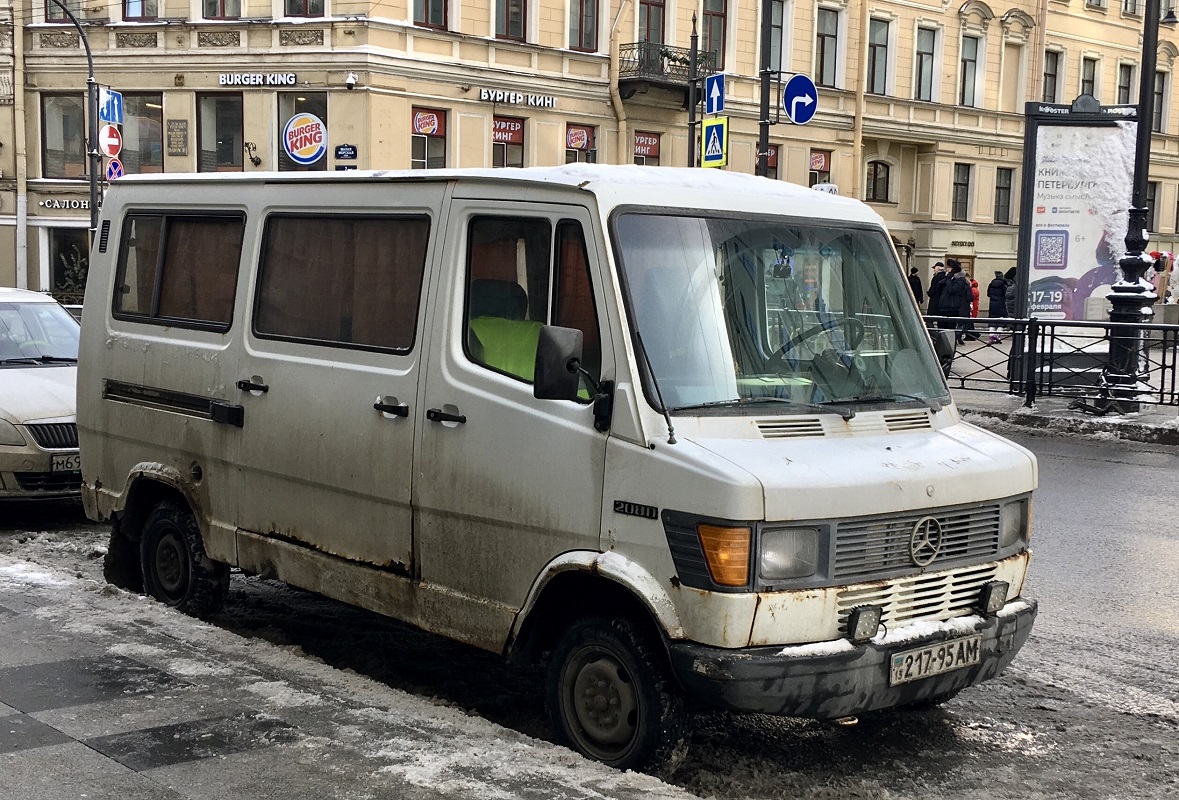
[283,113,327,166]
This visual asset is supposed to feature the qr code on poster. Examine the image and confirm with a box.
[1034,230,1069,270]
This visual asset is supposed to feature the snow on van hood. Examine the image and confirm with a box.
[0,366,77,424]
[684,420,1036,520]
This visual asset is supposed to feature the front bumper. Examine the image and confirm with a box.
[0,449,82,500]
[669,598,1037,719]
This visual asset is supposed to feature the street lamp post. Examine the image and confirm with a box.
[47,0,100,237]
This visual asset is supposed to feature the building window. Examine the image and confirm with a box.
[414,0,446,28]
[256,216,430,351]
[41,94,87,179]
[765,145,779,180]
[1118,63,1136,104]
[497,0,526,41]
[865,161,890,202]
[769,0,786,73]
[121,94,164,175]
[639,0,663,44]
[46,0,82,22]
[565,124,596,163]
[809,149,831,186]
[1124,0,1142,13]
[815,8,839,88]
[493,116,525,168]
[867,19,889,95]
[278,93,328,171]
[568,0,597,50]
[994,167,1013,225]
[1153,71,1166,132]
[952,163,972,221]
[634,132,661,166]
[197,94,243,172]
[915,26,936,102]
[285,0,324,16]
[114,214,245,329]
[959,35,979,106]
[123,0,157,20]
[1082,57,1098,97]
[203,0,241,19]
[702,0,726,70]
[1147,181,1159,231]
[411,108,447,169]
[49,228,90,299]
[1043,51,1060,103]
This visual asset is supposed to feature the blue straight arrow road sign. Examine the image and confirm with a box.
[99,88,124,125]
[782,74,818,125]
[704,73,725,115]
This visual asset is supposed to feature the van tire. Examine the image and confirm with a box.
[546,616,687,772]
[139,500,229,618]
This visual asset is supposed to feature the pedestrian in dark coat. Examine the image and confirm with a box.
[987,271,1009,319]
[908,267,924,305]
[927,262,946,314]
[937,260,970,342]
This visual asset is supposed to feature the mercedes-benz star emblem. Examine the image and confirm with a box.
[909,516,943,567]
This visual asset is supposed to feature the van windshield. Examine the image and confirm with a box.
[613,212,949,413]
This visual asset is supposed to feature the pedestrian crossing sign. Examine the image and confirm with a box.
[700,116,728,168]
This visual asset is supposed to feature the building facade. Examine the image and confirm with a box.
[1,0,1178,300]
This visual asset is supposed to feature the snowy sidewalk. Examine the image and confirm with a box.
[0,561,691,800]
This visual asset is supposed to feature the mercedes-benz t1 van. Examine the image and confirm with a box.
[78,165,1037,771]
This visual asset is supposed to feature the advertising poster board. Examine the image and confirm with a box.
[1015,99,1137,321]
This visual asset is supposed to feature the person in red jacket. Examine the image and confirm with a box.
[970,277,980,318]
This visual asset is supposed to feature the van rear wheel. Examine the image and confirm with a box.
[140,500,229,618]
[546,616,686,772]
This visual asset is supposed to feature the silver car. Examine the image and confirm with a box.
[0,288,81,500]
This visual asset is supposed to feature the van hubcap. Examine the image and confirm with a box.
[154,532,187,600]
[571,655,637,747]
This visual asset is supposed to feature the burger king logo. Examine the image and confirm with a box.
[567,127,589,150]
[414,111,441,135]
[283,113,327,165]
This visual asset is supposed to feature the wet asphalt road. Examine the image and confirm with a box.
[3,430,1178,799]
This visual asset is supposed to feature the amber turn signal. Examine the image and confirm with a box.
[697,524,752,587]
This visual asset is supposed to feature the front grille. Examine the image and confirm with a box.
[25,423,79,449]
[13,471,82,493]
[884,410,933,432]
[756,417,825,439]
[833,504,1001,580]
[837,563,998,632]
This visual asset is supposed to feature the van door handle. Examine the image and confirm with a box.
[374,401,409,417]
[236,379,269,393]
[426,408,466,424]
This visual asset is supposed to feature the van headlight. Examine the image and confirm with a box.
[759,527,820,580]
[0,420,25,447]
[1000,499,1029,548]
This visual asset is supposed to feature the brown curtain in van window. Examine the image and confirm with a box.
[257,218,354,342]
[350,218,429,349]
[157,218,243,325]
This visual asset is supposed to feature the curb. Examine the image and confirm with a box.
[962,406,1179,446]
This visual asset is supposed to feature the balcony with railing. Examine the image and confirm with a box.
[617,41,717,102]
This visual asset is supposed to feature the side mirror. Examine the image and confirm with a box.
[534,325,583,401]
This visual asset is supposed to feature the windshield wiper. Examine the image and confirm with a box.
[32,355,78,363]
[671,396,856,421]
[840,393,942,412]
[0,357,42,365]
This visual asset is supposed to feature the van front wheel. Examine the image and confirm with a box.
[546,616,686,772]
[140,500,229,618]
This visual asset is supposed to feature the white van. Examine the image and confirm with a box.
[78,166,1037,770]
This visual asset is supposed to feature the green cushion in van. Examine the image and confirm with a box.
[469,316,544,381]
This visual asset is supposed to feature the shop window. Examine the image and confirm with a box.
[866,161,890,202]
[278,92,328,172]
[497,0,526,41]
[701,0,726,69]
[123,0,157,20]
[565,124,596,163]
[765,144,779,179]
[285,0,324,16]
[808,149,831,186]
[49,227,90,302]
[492,116,525,168]
[203,0,241,19]
[414,0,446,28]
[634,131,660,166]
[411,108,447,169]
[46,0,82,22]
[255,216,431,351]
[569,0,597,50]
[42,94,87,179]
[121,94,164,175]
[114,214,245,330]
[197,94,243,172]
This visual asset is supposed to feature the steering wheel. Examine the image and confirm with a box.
[765,318,866,372]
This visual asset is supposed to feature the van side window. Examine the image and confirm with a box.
[254,215,430,351]
[114,214,244,330]
[464,216,600,393]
